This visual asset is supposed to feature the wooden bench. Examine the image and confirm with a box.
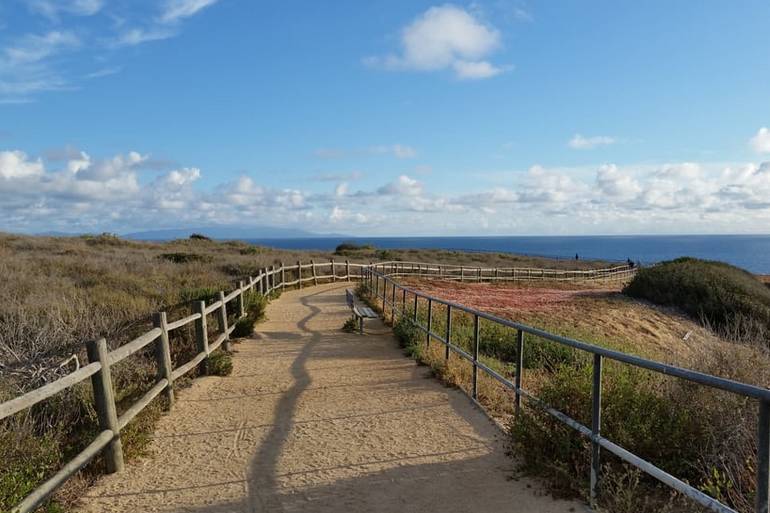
[346,289,377,334]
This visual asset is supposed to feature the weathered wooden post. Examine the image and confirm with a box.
[281,262,286,291]
[86,338,124,473]
[391,282,397,323]
[238,281,246,318]
[346,260,350,281]
[218,291,230,351]
[258,269,265,295]
[193,301,209,374]
[152,312,174,407]
[426,299,433,348]
[311,260,318,285]
[460,266,465,282]
[271,265,276,293]
[331,259,336,282]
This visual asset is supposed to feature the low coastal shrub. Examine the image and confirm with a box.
[624,257,770,344]
[341,316,359,333]
[207,351,233,376]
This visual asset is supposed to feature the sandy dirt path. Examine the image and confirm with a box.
[78,282,582,513]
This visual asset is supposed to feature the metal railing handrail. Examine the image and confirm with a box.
[363,263,769,513]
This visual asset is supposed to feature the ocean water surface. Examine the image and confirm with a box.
[246,235,770,274]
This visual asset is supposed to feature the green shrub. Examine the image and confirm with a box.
[159,252,212,264]
[393,316,422,358]
[623,257,770,342]
[207,351,233,376]
[243,292,268,321]
[232,316,256,338]
[342,316,359,333]
[334,242,375,255]
[510,361,703,505]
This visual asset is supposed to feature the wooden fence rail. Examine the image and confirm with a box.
[1,258,635,512]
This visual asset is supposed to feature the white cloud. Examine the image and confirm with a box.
[378,175,423,196]
[452,59,503,79]
[0,151,45,179]
[750,127,770,154]
[113,27,177,47]
[160,0,221,23]
[313,144,417,160]
[568,134,616,150]
[366,4,505,80]
[596,164,641,200]
[26,0,103,19]
[5,146,770,236]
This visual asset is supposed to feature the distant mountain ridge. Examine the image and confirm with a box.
[123,226,347,241]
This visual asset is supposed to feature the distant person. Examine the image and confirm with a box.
[575,253,579,260]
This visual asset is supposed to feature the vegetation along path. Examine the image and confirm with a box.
[77,282,580,513]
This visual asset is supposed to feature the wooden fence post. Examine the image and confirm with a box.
[258,269,264,295]
[281,262,285,291]
[311,260,318,285]
[346,260,350,281]
[297,261,302,289]
[152,312,174,408]
[85,338,124,473]
[218,291,230,351]
[331,259,336,282]
[238,281,246,318]
[193,301,209,374]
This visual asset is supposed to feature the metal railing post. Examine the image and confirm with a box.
[758,400,770,513]
[590,353,603,505]
[152,312,174,407]
[391,282,397,323]
[194,300,209,374]
[515,330,524,416]
[472,314,479,400]
[218,291,230,351]
[426,298,433,347]
[85,338,124,473]
[445,305,452,360]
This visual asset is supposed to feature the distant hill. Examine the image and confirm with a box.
[123,226,346,241]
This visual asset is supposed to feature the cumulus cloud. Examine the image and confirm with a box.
[750,127,770,154]
[596,164,641,200]
[365,4,505,80]
[5,146,770,235]
[25,0,103,19]
[568,134,616,150]
[313,144,417,160]
[160,0,221,23]
[378,175,423,196]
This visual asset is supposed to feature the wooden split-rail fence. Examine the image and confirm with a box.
[0,259,647,513]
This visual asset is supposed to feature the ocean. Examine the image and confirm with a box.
[245,235,770,274]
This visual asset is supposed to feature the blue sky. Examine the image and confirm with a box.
[1,0,770,235]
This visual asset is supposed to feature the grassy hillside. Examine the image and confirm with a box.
[396,277,769,512]
[624,257,770,344]
[0,232,601,512]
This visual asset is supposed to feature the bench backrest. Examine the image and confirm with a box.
[345,289,355,308]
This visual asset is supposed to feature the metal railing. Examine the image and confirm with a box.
[0,259,361,513]
[363,263,770,513]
